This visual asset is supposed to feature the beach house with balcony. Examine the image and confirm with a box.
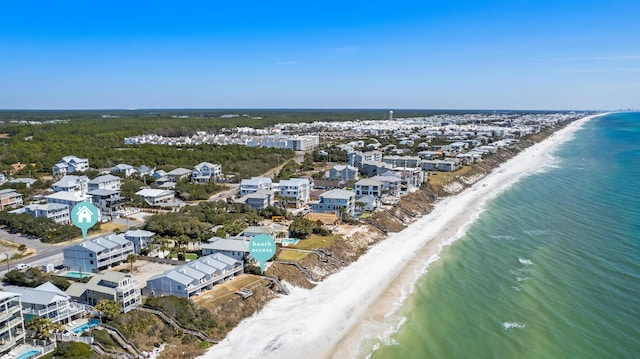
[236,189,274,211]
[277,178,311,208]
[0,189,23,211]
[52,156,89,176]
[11,203,70,225]
[311,188,356,218]
[3,282,85,325]
[88,174,121,192]
[328,165,359,181]
[0,292,25,356]
[66,271,141,313]
[52,175,89,194]
[144,253,244,298]
[354,178,383,197]
[191,162,222,183]
[240,177,272,197]
[62,234,135,273]
[88,189,122,214]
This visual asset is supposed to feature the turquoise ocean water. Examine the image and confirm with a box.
[371,113,640,359]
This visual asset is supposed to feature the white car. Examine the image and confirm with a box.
[14,263,30,271]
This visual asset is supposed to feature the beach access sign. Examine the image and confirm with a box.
[249,234,276,274]
[71,202,100,241]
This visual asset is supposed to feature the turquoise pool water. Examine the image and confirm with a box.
[63,271,92,279]
[281,238,299,245]
[16,348,41,359]
[72,319,100,334]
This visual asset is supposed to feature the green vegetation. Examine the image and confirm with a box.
[0,212,92,243]
[277,250,309,261]
[40,342,100,359]
[287,217,332,239]
[3,268,71,290]
[144,295,218,332]
[26,316,63,340]
[290,234,342,250]
[95,299,122,322]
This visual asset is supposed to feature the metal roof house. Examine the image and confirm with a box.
[144,253,243,298]
[3,282,85,324]
[124,229,155,254]
[201,237,251,261]
[63,234,135,273]
[66,271,141,313]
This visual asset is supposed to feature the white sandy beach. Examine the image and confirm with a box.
[199,114,602,359]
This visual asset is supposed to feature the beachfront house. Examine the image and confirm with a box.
[348,150,383,168]
[123,229,155,254]
[4,283,85,325]
[382,155,421,168]
[144,253,244,298]
[420,159,461,172]
[0,189,23,211]
[52,156,89,176]
[191,162,222,183]
[0,292,26,355]
[354,178,383,198]
[311,189,356,218]
[62,234,135,273]
[66,271,141,313]
[200,237,251,261]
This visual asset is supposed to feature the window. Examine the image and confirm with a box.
[89,253,93,257]
[90,260,94,264]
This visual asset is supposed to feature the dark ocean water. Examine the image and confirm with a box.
[371,113,640,359]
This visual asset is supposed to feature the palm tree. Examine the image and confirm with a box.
[126,253,137,274]
[26,317,60,340]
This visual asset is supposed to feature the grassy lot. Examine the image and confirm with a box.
[193,274,265,309]
[166,253,198,260]
[99,222,128,233]
[277,249,309,261]
[427,166,473,186]
[290,234,341,250]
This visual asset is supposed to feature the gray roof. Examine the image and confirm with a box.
[89,174,120,184]
[320,189,355,200]
[201,238,250,252]
[71,234,132,254]
[124,229,155,238]
[147,253,240,285]
[355,178,383,186]
[4,283,70,305]
[0,189,19,195]
[167,168,191,176]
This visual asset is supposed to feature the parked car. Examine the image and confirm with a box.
[14,263,30,271]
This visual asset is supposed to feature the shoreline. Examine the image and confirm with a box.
[330,114,603,358]
[199,114,603,359]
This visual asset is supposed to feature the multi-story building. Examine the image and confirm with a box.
[382,155,421,168]
[52,175,89,194]
[144,253,243,298]
[354,178,383,197]
[63,234,135,273]
[328,165,359,181]
[88,189,122,213]
[239,177,272,197]
[134,189,175,206]
[236,189,274,211]
[66,271,141,313]
[52,156,89,176]
[348,150,383,168]
[311,189,356,218]
[123,229,155,254]
[277,178,311,208]
[88,174,121,192]
[0,292,25,356]
[4,282,85,324]
[0,189,23,211]
[191,162,222,183]
[11,203,71,225]
[166,168,191,182]
[111,164,135,177]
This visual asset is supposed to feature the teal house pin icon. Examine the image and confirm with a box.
[71,202,100,241]
[249,234,276,274]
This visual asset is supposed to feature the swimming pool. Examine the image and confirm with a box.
[72,318,100,334]
[281,238,299,246]
[15,348,41,359]
[63,271,92,279]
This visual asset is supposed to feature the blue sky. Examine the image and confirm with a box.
[1,0,638,110]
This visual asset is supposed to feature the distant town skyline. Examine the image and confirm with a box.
[1,1,638,110]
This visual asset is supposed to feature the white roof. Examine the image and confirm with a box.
[135,188,173,197]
